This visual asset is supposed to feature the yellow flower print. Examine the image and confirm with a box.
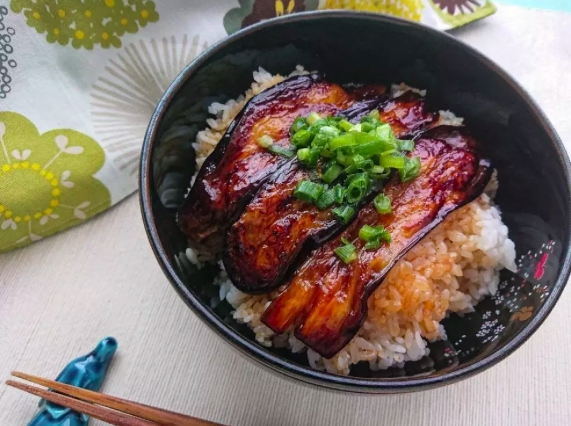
[113,4,139,36]
[45,25,71,45]
[71,24,95,50]
[223,0,308,34]
[0,112,111,252]
[96,22,121,48]
[275,0,296,16]
[20,5,50,34]
[320,0,424,22]
[135,0,159,27]
[10,0,160,50]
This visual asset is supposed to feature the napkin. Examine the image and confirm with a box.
[0,0,495,253]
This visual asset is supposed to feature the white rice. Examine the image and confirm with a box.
[391,82,427,98]
[185,70,517,376]
[439,110,465,126]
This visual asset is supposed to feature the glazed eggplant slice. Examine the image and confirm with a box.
[380,91,438,137]
[178,74,379,256]
[261,126,491,358]
[224,93,437,294]
[224,160,332,294]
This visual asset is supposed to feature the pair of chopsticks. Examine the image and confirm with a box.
[7,371,225,426]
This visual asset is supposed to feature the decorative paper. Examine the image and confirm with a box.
[0,0,496,253]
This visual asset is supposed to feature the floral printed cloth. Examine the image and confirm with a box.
[0,0,497,252]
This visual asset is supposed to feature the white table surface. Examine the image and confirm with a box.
[2,4,571,426]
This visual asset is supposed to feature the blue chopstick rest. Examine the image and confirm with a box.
[27,337,118,426]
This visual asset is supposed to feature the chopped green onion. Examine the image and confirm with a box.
[359,224,388,241]
[259,134,296,158]
[306,147,321,168]
[326,116,342,125]
[341,237,352,245]
[358,159,374,171]
[364,240,382,250]
[371,167,391,180]
[290,117,307,135]
[297,147,320,167]
[329,133,357,151]
[311,132,331,148]
[356,156,374,171]
[361,113,380,123]
[334,240,357,264]
[322,163,343,184]
[338,119,353,132]
[336,150,353,167]
[380,149,397,157]
[346,172,370,204]
[286,111,421,211]
[351,154,366,165]
[291,129,312,148]
[367,109,380,120]
[353,131,378,145]
[257,135,273,148]
[268,144,296,158]
[397,140,415,152]
[361,121,376,133]
[306,112,322,126]
[358,225,391,249]
[360,116,380,128]
[319,126,341,138]
[371,165,385,175]
[358,226,376,241]
[373,194,392,214]
[333,184,345,204]
[344,157,373,174]
[320,145,334,159]
[297,147,310,162]
[399,156,421,182]
[343,164,357,175]
[349,123,362,133]
[356,139,395,157]
[332,205,355,224]
[316,189,336,210]
[309,120,329,137]
[375,123,396,143]
[294,180,323,203]
[379,155,406,169]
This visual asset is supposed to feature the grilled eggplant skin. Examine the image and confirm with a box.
[261,126,492,358]
[178,74,358,256]
[224,93,437,294]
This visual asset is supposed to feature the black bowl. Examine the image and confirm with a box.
[139,11,571,393]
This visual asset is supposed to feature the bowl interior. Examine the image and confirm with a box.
[141,12,571,391]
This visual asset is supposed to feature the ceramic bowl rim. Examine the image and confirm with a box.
[139,10,571,393]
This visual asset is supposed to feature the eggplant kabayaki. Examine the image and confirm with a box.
[178,74,491,359]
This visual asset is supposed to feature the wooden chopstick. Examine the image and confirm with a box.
[6,379,157,426]
[8,371,225,426]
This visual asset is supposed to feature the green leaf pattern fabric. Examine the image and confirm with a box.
[0,112,110,251]
[10,0,159,49]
